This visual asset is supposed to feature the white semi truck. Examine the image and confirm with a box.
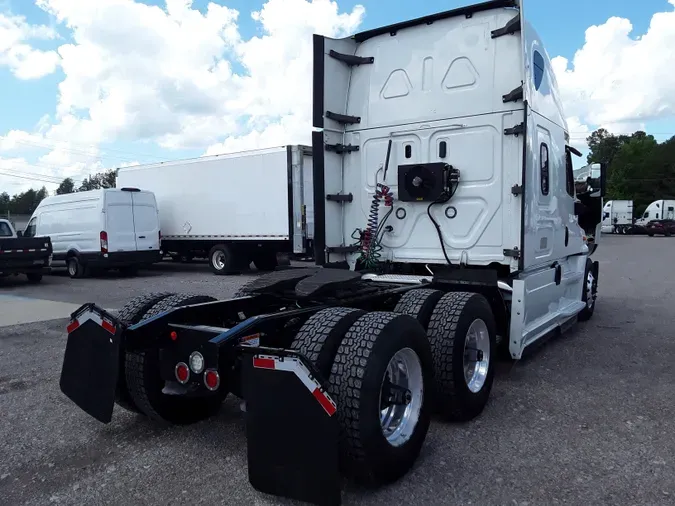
[115,145,314,274]
[634,199,675,227]
[59,2,607,505]
[601,200,634,234]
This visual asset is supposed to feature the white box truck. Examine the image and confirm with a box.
[24,188,162,278]
[601,200,633,234]
[115,145,314,274]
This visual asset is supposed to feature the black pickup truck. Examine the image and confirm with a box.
[0,219,52,283]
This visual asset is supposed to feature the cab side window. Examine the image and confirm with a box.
[0,222,12,237]
[565,149,575,197]
[24,217,37,238]
[540,143,549,195]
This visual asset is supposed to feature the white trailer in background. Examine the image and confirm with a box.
[115,145,314,275]
[601,200,633,234]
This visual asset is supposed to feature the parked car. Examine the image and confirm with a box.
[645,219,675,237]
[24,188,162,278]
[0,218,52,283]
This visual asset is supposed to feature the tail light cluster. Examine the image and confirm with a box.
[173,346,220,391]
[100,231,108,254]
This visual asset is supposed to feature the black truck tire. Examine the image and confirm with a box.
[426,292,497,422]
[125,293,226,424]
[25,273,43,283]
[578,259,598,322]
[393,289,444,329]
[329,311,433,486]
[253,250,278,272]
[113,292,175,413]
[290,307,366,380]
[209,244,237,275]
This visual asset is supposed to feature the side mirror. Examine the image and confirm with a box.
[16,230,23,237]
[580,162,606,198]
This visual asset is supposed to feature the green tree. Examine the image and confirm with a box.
[0,192,10,214]
[79,169,117,191]
[586,128,629,165]
[56,177,76,195]
[607,134,659,210]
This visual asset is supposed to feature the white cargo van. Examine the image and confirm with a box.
[24,188,162,278]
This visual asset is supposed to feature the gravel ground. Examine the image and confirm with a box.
[1,237,674,506]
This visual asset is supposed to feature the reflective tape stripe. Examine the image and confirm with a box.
[253,354,337,416]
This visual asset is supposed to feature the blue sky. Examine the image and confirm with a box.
[1,0,674,192]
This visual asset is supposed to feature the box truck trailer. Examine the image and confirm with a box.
[115,145,314,274]
[60,2,607,505]
[601,200,633,234]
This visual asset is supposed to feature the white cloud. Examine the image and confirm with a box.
[3,0,675,194]
[0,11,60,79]
[0,0,365,193]
[552,0,675,145]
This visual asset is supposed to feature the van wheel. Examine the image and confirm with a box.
[209,244,237,275]
[427,292,497,422]
[67,257,86,278]
[329,312,433,486]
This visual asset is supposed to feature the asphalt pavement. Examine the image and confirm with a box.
[1,237,674,505]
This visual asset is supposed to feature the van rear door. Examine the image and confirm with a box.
[131,191,160,252]
[104,191,137,253]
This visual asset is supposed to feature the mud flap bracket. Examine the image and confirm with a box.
[241,346,340,506]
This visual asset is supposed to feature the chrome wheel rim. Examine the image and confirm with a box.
[463,319,490,393]
[586,271,596,309]
[212,251,225,270]
[379,347,423,447]
[68,261,76,276]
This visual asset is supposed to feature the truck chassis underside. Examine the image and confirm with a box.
[60,266,532,506]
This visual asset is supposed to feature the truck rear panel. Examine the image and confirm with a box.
[313,1,526,269]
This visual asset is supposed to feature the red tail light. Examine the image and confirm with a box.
[100,231,108,253]
[204,369,220,391]
[175,362,190,384]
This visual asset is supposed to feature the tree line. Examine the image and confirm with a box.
[3,129,675,217]
[0,169,117,216]
[586,129,675,215]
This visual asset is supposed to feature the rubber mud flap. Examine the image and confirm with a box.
[241,347,341,506]
[59,304,123,424]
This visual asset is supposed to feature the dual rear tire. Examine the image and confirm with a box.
[114,292,228,424]
[289,289,497,486]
